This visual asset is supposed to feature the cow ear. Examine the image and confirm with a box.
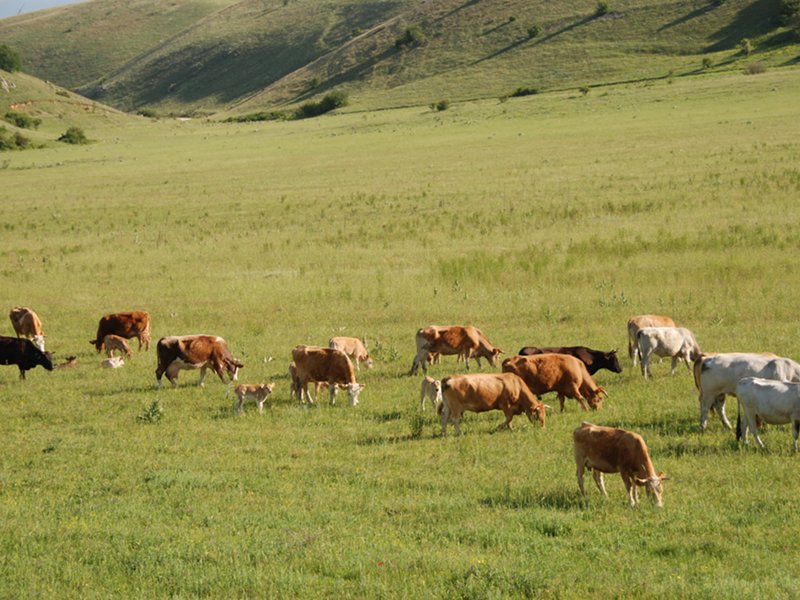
[610,348,618,354]
[658,471,669,481]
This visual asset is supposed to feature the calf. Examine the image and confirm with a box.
[518,345,622,376]
[736,377,800,451]
[573,422,667,507]
[9,306,45,352]
[329,336,373,371]
[229,383,276,414]
[419,376,443,410]
[439,372,545,435]
[502,354,605,412]
[103,334,133,359]
[292,345,365,406]
[101,356,125,369]
[636,327,701,379]
[0,335,53,380]
[627,314,676,366]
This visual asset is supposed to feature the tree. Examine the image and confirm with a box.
[0,44,22,73]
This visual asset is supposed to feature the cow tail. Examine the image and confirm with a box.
[692,354,706,392]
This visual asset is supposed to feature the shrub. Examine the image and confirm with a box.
[527,25,541,39]
[136,401,164,424]
[744,61,767,75]
[57,126,89,145]
[740,38,752,56]
[0,126,32,151]
[395,26,426,50]
[510,87,539,97]
[595,1,611,16]
[293,91,349,119]
[224,110,289,123]
[702,57,713,69]
[56,90,69,98]
[4,111,41,130]
[0,44,21,72]
[430,99,450,112]
[137,108,158,119]
[579,86,590,95]
[779,0,800,25]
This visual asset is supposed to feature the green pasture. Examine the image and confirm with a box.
[1,68,800,597]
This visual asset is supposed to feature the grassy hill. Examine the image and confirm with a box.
[1,0,797,115]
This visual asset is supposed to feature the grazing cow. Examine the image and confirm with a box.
[289,360,333,402]
[229,383,276,414]
[439,372,545,435]
[328,336,373,371]
[155,335,243,388]
[736,377,800,451]
[627,314,676,366]
[636,327,701,379]
[0,335,53,380]
[693,352,800,430]
[90,311,151,352]
[101,356,125,369]
[419,376,443,410]
[573,422,667,507]
[291,345,365,406]
[518,345,622,376]
[103,334,133,359]
[409,325,502,375]
[9,306,45,352]
[502,354,605,412]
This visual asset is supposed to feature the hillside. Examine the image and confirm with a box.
[1,0,798,115]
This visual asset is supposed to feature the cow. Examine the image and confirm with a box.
[636,327,701,379]
[502,353,605,412]
[328,336,373,371]
[291,345,365,406]
[692,352,800,430]
[573,422,667,507]
[103,334,133,359]
[90,311,151,353]
[229,383,276,414]
[627,314,676,366]
[438,372,545,436]
[155,335,243,388]
[419,376,443,410]
[289,360,333,402]
[736,377,800,451]
[517,345,622,376]
[9,306,45,352]
[0,335,53,380]
[101,356,125,369]
[409,325,502,375]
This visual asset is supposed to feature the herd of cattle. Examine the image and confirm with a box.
[3,308,800,508]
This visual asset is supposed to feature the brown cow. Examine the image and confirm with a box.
[291,345,365,406]
[155,335,243,388]
[409,325,502,375]
[573,422,667,507]
[627,314,676,366]
[103,334,132,359]
[229,383,275,414]
[91,311,151,352]
[502,354,605,412]
[328,336,373,371]
[9,306,45,352]
[439,372,545,435]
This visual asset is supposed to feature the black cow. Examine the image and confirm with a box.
[517,346,622,376]
[0,335,54,380]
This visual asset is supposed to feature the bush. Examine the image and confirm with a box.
[0,126,32,151]
[740,38,753,56]
[779,0,800,25]
[0,44,21,72]
[137,108,159,119]
[527,25,542,39]
[702,57,714,69]
[430,99,450,112]
[595,1,611,16]
[395,26,426,50]
[57,126,89,145]
[4,111,41,130]
[136,401,164,424]
[510,87,539,97]
[224,111,289,123]
[579,86,590,95]
[744,61,767,75]
[293,91,349,119]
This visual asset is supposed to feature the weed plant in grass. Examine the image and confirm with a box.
[0,69,799,597]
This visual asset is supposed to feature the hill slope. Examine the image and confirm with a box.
[0,0,797,115]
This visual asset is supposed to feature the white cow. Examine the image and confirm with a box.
[736,377,800,451]
[419,376,442,410]
[693,352,800,430]
[627,314,676,366]
[637,327,701,379]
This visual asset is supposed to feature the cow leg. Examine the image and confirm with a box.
[439,402,450,436]
[592,470,607,497]
[495,411,514,432]
[576,463,586,495]
[621,474,636,507]
[198,366,207,387]
[18,367,26,381]
[793,419,800,452]
[329,384,337,405]
[257,400,265,414]
[640,351,649,379]
[574,395,589,411]
[670,356,678,376]
[699,393,713,431]
[235,396,244,414]
[409,349,428,376]
[714,396,732,429]
[558,394,566,412]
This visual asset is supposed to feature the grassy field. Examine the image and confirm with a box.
[2,67,800,597]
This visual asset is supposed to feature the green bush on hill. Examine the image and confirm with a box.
[395,26,426,50]
[0,44,21,72]
[3,111,41,130]
[224,110,289,123]
[293,91,349,119]
[0,126,32,150]
[57,126,89,145]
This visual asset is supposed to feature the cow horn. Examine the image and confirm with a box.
[543,404,553,411]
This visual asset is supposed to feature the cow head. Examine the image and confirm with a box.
[346,382,365,406]
[487,347,503,367]
[636,471,668,508]
[587,387,606,410]
[226,358,244,381]
[525,399,546,428]
[40,350,54,372]
[605,349,623,373]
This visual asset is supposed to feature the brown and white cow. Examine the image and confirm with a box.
[91,311,151,352]
[229,383,276,414]
[409,325,502,375]
[439,372,545,435]
[329,336,373,371]
[155,335,243,388]
[291,345,365,406]
[627,314,676,366]
[103,334,133,359]
[419,376,443,410]
[9,306,45,352]
[502,354,605,412]
[573,422,667,507]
